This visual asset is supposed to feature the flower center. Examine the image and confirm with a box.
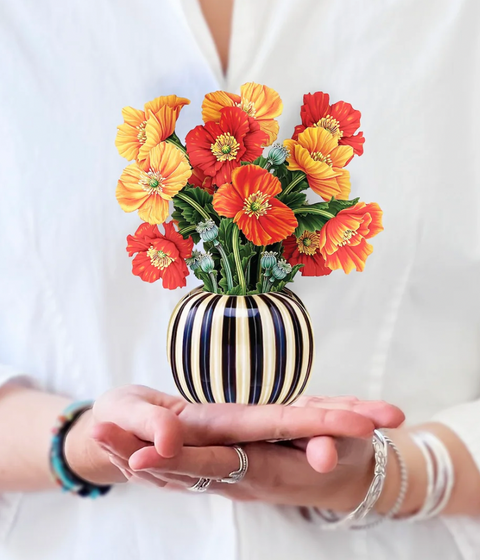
[137,121,147,144]
[236,99,256,117]
[147,246,174,269]
[297,231,320,256]
[314,115,343,140]
[211,133,240,162]
[339,229,357,246]
[139,170,165,195]
[310,151,333,166]
[243,191,271,218]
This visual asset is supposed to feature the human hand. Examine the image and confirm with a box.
[86,389,403,505]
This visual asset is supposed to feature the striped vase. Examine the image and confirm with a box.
[167,288,314,405]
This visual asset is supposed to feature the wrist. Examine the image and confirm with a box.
[375,429,426,516]
[64,409,125,485]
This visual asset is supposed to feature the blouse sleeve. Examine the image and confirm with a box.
[433,400,480,560]
[0,364,40,543]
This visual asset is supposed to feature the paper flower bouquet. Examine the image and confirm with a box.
[115,83,383,405]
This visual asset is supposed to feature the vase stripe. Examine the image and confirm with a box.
[258,295,287,404]
[168,295,195,402]
[222,297,237,403]
[182,293,210,403]
[271,293,304,404]
[235,296,250,404]
[245,296,264,405]
[285,294,315,404]
[167,289,314,405]
[199,295,220,403]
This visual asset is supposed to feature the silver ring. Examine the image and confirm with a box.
[219,446,249,484]
[187,477,212,493]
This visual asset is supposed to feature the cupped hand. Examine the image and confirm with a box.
[86,387,404,503]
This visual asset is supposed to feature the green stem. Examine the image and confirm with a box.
[262,270,274,293]
[179,225,197,237]
[232,226,246,295]
[209,272,218,294]
[175,192,211,221]
[293,207,335,220]
[257,245,265,284]
[279,172,305,200]
[215,241,233,292]
[165,136,187,156]
[244,254,254,288]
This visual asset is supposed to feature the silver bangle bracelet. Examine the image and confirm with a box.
[320,429,388,530]
[357,432,408,529]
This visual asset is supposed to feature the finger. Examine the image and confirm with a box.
[92,422,151,459]
[96,386,185,458]
[108,454,169,488]
[179,403,376,446]
[305,436,338,473]
[306,436,372,473]
[129,445,243,481]
[294,396,405,429]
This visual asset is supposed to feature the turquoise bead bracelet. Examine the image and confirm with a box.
[49,400,111,498]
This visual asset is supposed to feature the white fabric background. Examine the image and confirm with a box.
[0,0,479,558]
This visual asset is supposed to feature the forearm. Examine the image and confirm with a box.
[376,422,480,517]
[0,383,120,492]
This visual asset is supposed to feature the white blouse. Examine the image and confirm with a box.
[1,0,479,558]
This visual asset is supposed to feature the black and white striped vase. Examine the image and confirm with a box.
[167,288,315,405]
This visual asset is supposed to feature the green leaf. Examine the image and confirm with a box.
[325,197,360,215]
[294,204,330,236]
[280,190,307,211]
[193,269,215,293]
[247,281,264,295]
[172,187,216,237]
[226,285,245,296]
[217,218,235,253]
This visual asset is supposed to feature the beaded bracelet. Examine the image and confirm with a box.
[49,400,112,498]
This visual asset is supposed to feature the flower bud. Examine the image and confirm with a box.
[196,219,219,243]
[261,251,278,270]
[186,250,202,271]
[271,259,292,280]
[267,144,290,166]
[199,252,215,273]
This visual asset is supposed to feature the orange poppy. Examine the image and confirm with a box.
[116,142,191,225]
[292,91,365,156]
[126,221,193,288]
[282,231,332,276]
[202,82,282,145]
[284,127,354,200]
[213,165,297,246]
[319,202,383,273]
[115,95,190,164]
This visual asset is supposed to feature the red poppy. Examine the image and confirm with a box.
[283,231,332,276]
[292,92,365,156]
[213,164,297,246]
[126,221,193,288]
[189,166,214,195]
[186,106,267,186]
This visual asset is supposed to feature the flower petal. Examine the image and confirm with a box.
[300,92,330,127]
[116,163,149,213]
[137,195,170,225]
[213,182,244,218]
[230,164,282,201]
[132,253,162,283]
[201,90,240,123]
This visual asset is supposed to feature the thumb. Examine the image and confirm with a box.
[93,385,185,458]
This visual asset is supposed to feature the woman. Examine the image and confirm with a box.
[1,0,479,558]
